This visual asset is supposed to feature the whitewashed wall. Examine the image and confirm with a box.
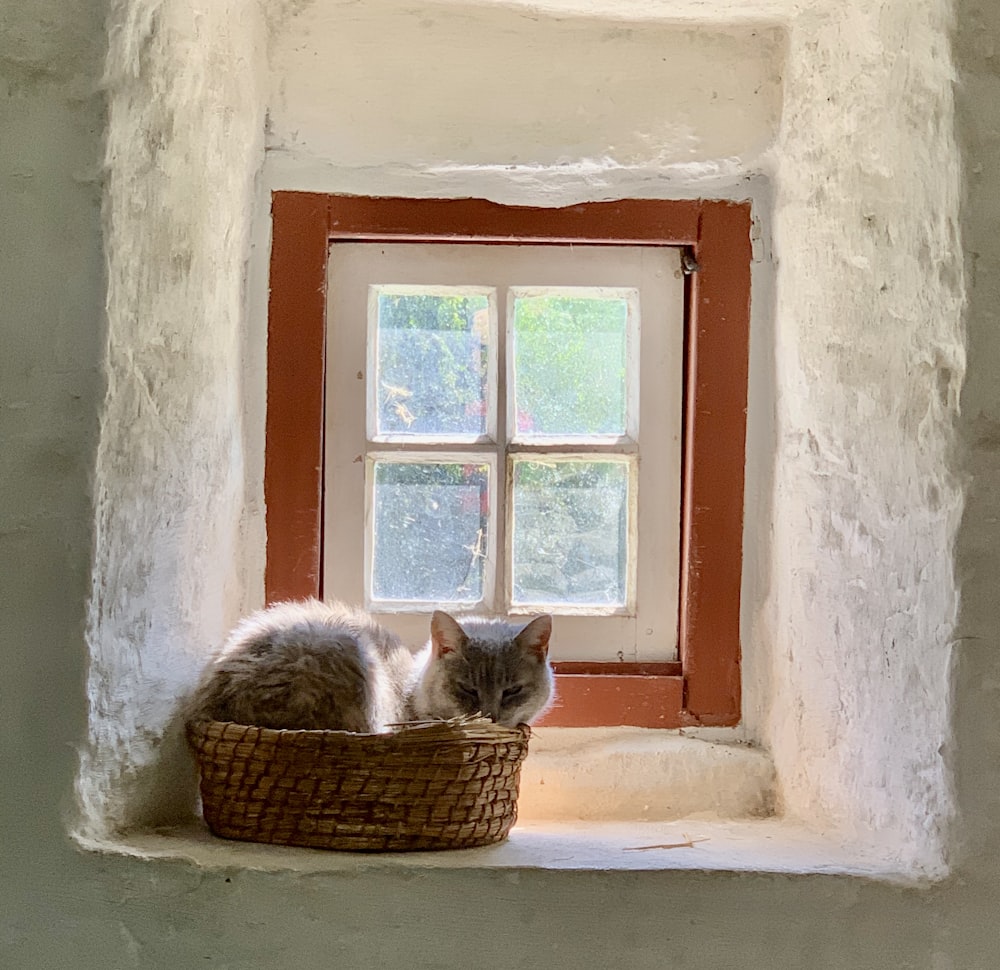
[78,0,268,837]
[765,2,964,866]
[6,0,1000,965]
[79,0,963,868]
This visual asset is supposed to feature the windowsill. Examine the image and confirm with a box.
[517,727,775,820]
[76,730,938,884]
[86,818,930,884]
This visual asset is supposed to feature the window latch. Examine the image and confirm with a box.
[681,248,700,275]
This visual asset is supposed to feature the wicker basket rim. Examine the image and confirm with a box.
[186,715,530,746]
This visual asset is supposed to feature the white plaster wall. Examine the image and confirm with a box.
[76,0,964,866]
[77,0,268,838]
[9,0,1000,965]
[267,3,784,173]
[764,2,964,868]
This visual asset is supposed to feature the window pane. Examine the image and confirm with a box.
[370,459,490,605]
[511,289,634,438]
[510,458,632,609]
[374,287,492,438]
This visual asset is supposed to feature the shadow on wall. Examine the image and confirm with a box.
[949,0,1000,871]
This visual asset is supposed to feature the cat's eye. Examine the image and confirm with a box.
[457,685,478,700]
[502,685,524,701]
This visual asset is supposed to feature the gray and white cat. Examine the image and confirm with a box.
[186,599,554,732]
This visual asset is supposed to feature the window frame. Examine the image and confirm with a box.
[264,191,751,729]
[326,241,683,656]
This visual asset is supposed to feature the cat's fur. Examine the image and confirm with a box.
[409,610,554,726]
[186,599,554,732]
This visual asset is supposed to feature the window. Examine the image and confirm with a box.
[324,243,683,661]
[265,194,751,728]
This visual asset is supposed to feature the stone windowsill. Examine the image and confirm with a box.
[91,819,928,884]
[78,731,937,883]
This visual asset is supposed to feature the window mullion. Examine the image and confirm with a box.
[495,283,509,614]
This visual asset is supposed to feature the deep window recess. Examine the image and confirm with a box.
[265,193,752,728]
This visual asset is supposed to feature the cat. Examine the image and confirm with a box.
[186,599,554,732]
[410,610,554,727]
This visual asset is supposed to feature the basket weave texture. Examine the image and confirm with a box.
[187,717,530,852]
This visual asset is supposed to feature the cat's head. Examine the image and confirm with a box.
[414,611,554,727]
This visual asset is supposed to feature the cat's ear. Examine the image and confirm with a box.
[516,614,552,661]
[431,611,467,659]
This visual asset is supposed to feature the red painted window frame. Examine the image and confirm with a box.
[264,192,751,728]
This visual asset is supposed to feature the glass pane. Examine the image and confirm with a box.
[510,458,631,609]
[370,459,490,604]
[374,288,491,438]
[511,289,633,438]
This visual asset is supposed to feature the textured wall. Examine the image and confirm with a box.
[77,0,267,837]
[6,0,1000,966]
[764,1,965,870]
[0,0,107,864]
[81,0,964,864]
[268,3,784,173]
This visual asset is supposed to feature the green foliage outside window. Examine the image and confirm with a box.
[373,290,632,606]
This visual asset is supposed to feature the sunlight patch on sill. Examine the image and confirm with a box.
[517,728,776,821]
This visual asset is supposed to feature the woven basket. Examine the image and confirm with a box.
[187,717,530,852]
